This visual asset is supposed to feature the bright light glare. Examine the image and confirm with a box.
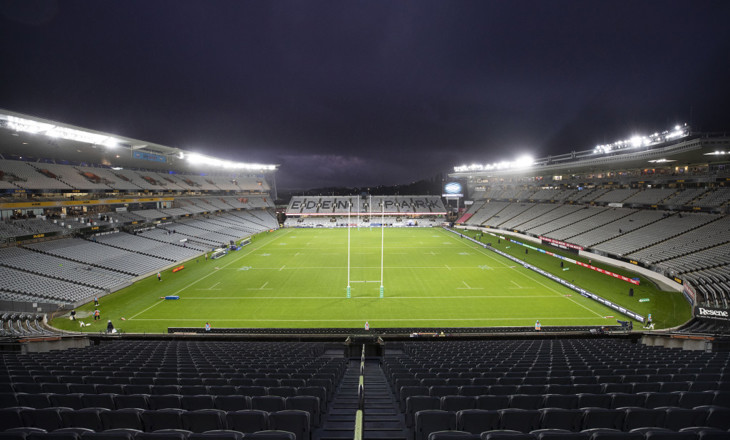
[186,153,276,171]
[1,114,121,147]
[454,154,534,173]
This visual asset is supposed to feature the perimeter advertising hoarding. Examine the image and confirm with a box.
[540,236,583,253]
[694,306,730,322]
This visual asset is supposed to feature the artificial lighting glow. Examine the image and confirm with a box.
[1,113,121,147]
[594,123,689,155]
[186,153,276,171]
[454,154,534,173]
[704,151,728,156]
[648,159,675,163]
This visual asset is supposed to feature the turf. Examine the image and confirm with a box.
[50,227,691,333]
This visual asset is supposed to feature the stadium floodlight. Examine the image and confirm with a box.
[186,152,276,171]
[453,154,535,173]
[592,123,689,156]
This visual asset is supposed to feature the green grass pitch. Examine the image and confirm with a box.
[51,227,691,333]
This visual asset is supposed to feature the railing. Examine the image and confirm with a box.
[354,344,365,440]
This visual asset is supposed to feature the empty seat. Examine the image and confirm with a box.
[476,395,510,410]
[213,396,250,412]
[49,394,84,410]
[268,410,310,440]
[542,394,579,409]
[181,396,216,411]
[661,407,707,432]
[427,431,480,440]
[224,410,268,434]
[114,395,150,410]
[234,387,267,397]
[581,408,625,430]
[508,395,543,410]
[188,430,243,440]
[140,409,186,431]
[0,407,26,431]
[498,409,540,433]
[206,387,236,397]
[580,428,642,440]
[622,407,666,431]
[456,409,500,434]
[77,428,141,440]
[406,396,441,427]
[136,429,192,440]
[21,408,69,431]
[81,394,117,410]
[150,386,181,396]
[538,408,582,431]
[267,387,297,398]
[431,387,460,398]
[609,394,644,409]
[577,394,611,409]
[17,394,52,409]
[28,427,93,440]
[700,405,730,430]
[178,387,208,397]
[641,393,679,409]
[100,408,145,431]
[244,431,295,440]
[148,395,183,411]
[181,409,227,433]
[60,408,108,431]
[441,396,476,412]
[250,396,285,413]
[529,428,587,440]
[677,392,714,409]
[459,386,489,397]
[285,395,320,427]
[415,410,457,440]
[480,430,535,440]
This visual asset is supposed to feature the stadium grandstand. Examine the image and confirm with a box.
[0,111,728,440]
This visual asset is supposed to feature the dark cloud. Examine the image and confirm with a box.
[1,0,729,189]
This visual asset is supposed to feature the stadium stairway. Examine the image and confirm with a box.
[316,359,408,440]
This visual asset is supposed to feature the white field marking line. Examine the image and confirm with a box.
[279,265,285,272]
[457,281,483,290]
[129,229,292,320]
[180,295,562,300]
[196,281,221,291]
[220,265,508,270]
[509,280,527,289]
[133,316,604,322]
[247,281,271,291]
[294,252,300,257]
[442,229,605,318]
[445,265,452,271]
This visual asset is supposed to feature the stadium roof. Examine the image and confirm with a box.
[0,109,278,175]
[449,133,730,179]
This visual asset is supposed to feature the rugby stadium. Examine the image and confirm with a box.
[0,110,729,440]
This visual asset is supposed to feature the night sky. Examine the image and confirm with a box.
[1,1,729,190]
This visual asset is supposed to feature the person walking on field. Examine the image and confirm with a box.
[157,272,161,281]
